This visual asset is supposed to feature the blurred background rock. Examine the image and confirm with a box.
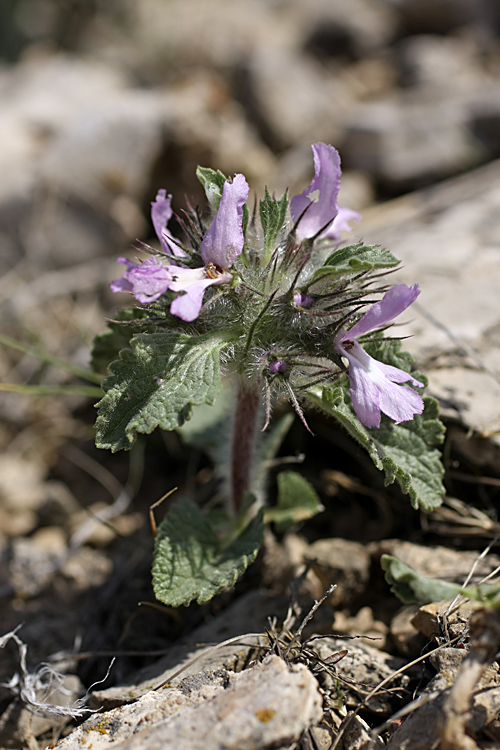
[1,0,500,276]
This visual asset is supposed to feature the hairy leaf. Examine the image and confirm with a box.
[196,166,228,209]
[259,188,289,255]
[306,340,445,511]
[95,330,231,451]
[152,497,264,606]
[91,307,159,374]
[315,242,400,281]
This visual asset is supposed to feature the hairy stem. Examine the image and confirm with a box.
[230,380,261,514]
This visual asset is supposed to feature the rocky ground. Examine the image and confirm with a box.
[1,1,500,748]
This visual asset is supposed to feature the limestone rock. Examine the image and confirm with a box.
[54,656,323,750]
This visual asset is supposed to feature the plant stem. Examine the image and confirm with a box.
[230,380,260,514]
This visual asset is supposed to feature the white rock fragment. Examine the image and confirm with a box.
[53,655,322,750]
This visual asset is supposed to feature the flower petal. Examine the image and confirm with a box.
[345,284,420,340]
[110,257,137,294]
[151,189,185,258]
[338,340,424,428]
[323,206,361,240]
[168,266,232,321]
[346,352,382,428]
[170,281,212,322]
[200,174,249,269]
[378,380,424,424]
[290,143,341,240]
[111,257,171,303]
[376,361,424,389]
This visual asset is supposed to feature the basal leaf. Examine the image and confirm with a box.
[196,166,228,209]
[259,188,288,255]
[381,555,464,605]
[95,330,231,452]
[306,340,445,511]
[152,497,264,606]
[264,471,324,531]
[381,555,500,607]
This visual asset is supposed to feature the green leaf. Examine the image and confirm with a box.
[259,188,288,255]
[381,555,465,605]
[91,308,155,374]
[306,340,445,511]
[314,242,400,281]
[381,555,500,607]
[196,166,228,209]
[152,497,264,606]
[95,330,231,452]
[264,471,324,531]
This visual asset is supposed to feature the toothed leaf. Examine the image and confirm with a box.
[152,497,264,606]
[306,339,445,511]
[95,330,231,451]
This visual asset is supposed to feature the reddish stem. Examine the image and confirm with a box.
[230,381,260,514]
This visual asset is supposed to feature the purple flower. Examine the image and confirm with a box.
[268,359,288,375]
[335,284,424,428]
[110,257,171,304]
[293,291,315,309]
[200,173,249,269]
[290,143,360,241]
[165,173,249,322]
[151,189,187,258]
[111,175,249,321]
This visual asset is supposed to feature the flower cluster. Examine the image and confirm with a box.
[111,143,424,429]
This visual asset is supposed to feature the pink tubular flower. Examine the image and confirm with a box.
[150,189,186,258]
[166,173,249,322]
[290,143,360,241]
[110,257,171,304]
[110,175,249,320]
[335,284,424,429]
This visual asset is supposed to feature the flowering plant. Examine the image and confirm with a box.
[93,143,445,606]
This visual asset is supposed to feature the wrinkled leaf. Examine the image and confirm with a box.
[306,339,445,511]
[314,242,400,281]
[95,330,231,451]
[91,307,159,374]
[152,497,264,606]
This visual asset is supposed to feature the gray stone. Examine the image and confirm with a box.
[354,158,500,442]
[343,91,481,189]
[384,647,500,749]
[389,0,491,35]
[306,538,371,607]
[91,590,280,708]
[313,637,412,715]
[340,714,384,749]
[54,656,322,750]
[237,47,352,151]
